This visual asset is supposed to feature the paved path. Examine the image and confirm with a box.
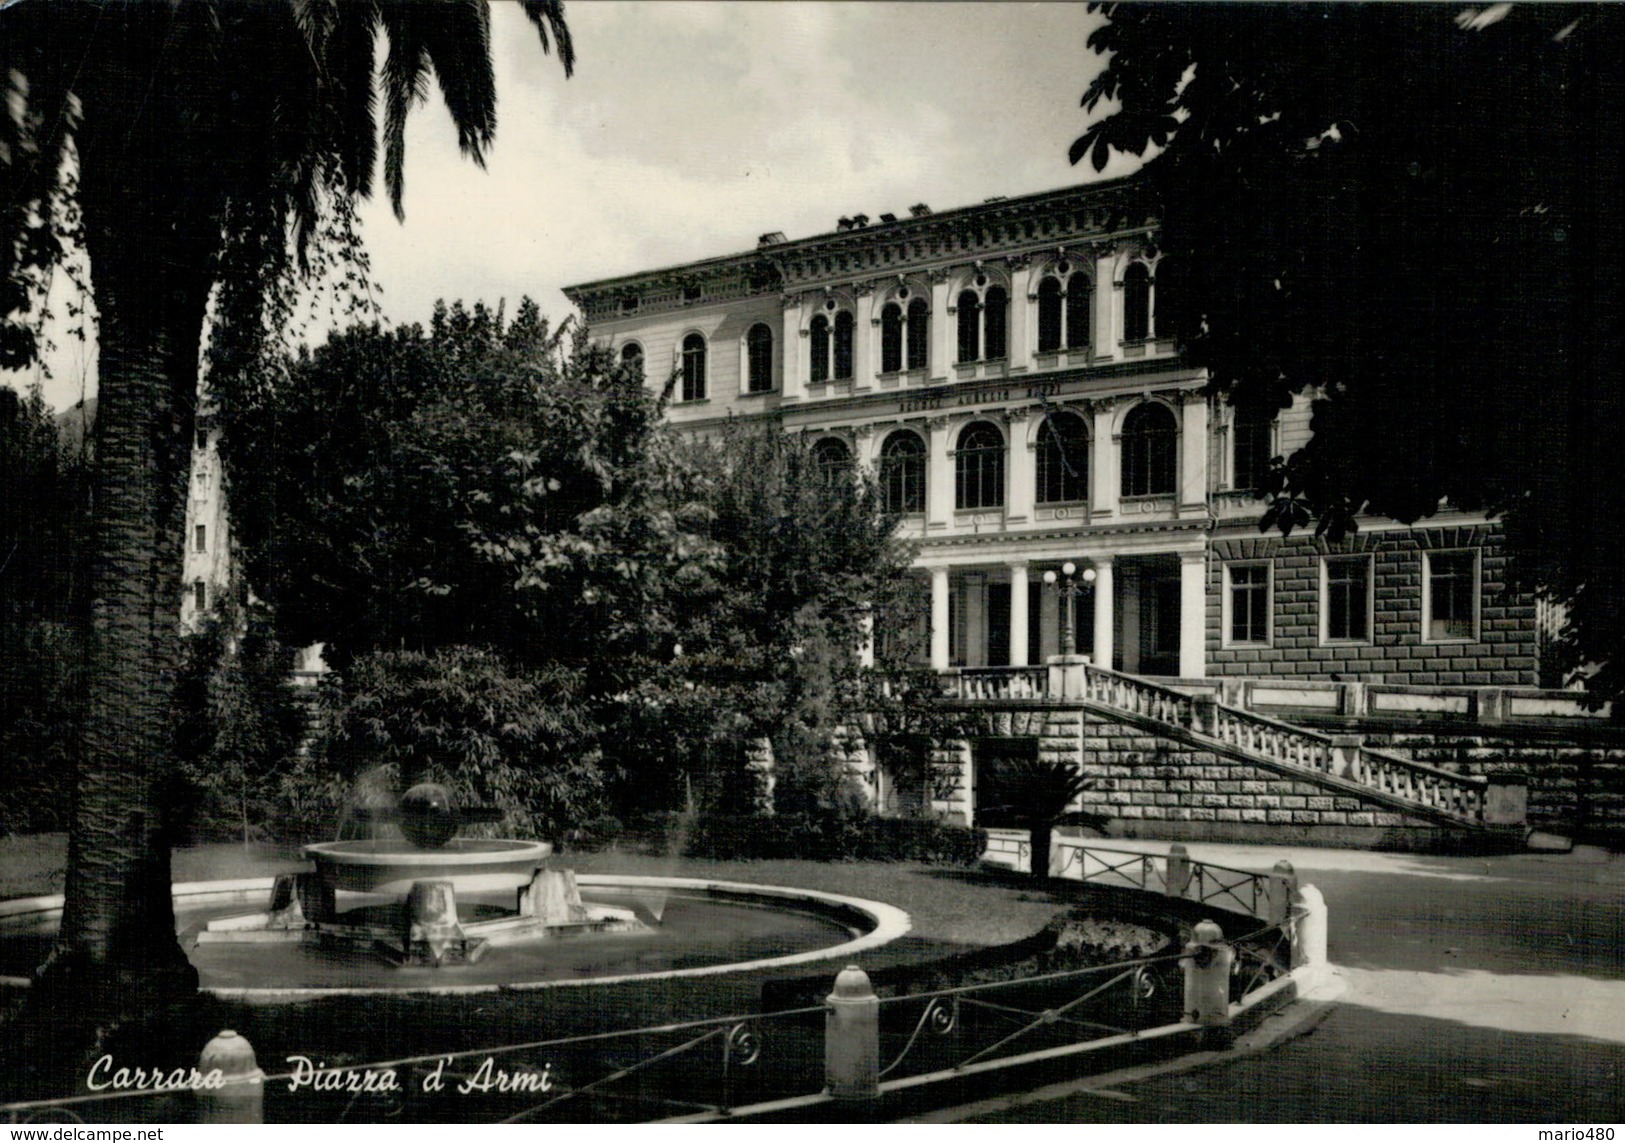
[913,840,1625,1123]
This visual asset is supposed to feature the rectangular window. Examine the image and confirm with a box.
[1322,555,1371,643]
[195,524,206,553]
[193,580,207,612]
[1426,550,1478,641]
[1225,563,1270,645]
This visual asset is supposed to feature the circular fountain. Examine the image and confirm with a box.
[0,784,911,998]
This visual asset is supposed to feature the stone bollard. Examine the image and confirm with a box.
[196,1030,264,1124]
[825,965,880,1102]
[1181,920,1234,1033]
[1165,843,1192,899]
[1290,884,1328,970]
[1266,860,1298,928]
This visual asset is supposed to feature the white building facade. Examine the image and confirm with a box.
[565,179,1538,688]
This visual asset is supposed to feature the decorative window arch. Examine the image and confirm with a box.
[1036,409,1089,504]
[1036,260,1091,353]
[955,271,1009,364]
[1120,402,1177,496]
[680,333,707,401]
[745,323,774,393]
[620,341,644,378]
[879,284,930,374]
[955,420,1005,510]
[810,300,855,383]
[880,430,926,513]
[812,436,852,482]
[1123,260,1154,343]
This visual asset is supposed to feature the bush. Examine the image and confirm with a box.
[305,647,604,842]
[682,811,984,864]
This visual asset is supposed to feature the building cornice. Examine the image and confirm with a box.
[563,175,1153,323]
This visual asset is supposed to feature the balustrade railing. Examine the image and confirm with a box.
[948,666,1049,701]
[1078,664,1486,821]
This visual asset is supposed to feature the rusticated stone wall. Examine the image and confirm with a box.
[926,706,1471,851]
[1206,523,1538,686]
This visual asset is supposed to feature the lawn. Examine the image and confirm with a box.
[0,834,1167,1122]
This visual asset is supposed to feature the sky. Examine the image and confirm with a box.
[11,1,1136,413]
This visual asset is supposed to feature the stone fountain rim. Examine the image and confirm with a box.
[302,838,554,865]
[0,875,913,1001]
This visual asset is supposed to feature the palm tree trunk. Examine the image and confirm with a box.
[33,142,215,1014]
[1028,823,1053,878]
[38,284,204,1008]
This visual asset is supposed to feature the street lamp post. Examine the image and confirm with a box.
[1042,561,1096,658]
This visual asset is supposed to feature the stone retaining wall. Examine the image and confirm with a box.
[927,706,1479,852]
[1206,524,1538,686]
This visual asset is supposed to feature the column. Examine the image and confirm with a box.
[930,566,950,671]
[1092,556,1114,670]
[1093,248,1118,363]
[1008,563,1029,667]
[930,270,953,383]
[1091,402,1116,521]
[964,574,987,667]
[926,416,953,529]
[1039,575,1060,660]
[1008,256,1033,373]
[1179,549,1207,678]
[781,297,804,401]
[853,284,876,392]
[1179,393,1210,516]
[1005,408,1034,524]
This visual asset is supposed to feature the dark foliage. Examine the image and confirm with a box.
[681,811,986,865]
[1074,4,1625,703]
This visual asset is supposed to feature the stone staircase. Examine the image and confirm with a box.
[948,663,1525,837]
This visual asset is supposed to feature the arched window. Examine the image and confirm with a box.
[810,315,831,383]
[620,341,644,379]
[1121,402,1177,496]
[833,310,854,380]
[955,421,1005,510]
[813,437,852,482]
[1123,261,1153,343]
[810,308,854,382]
[1232,406,1274,493]
[957,289,980,363]
[882,293,930,374]
[957,278,1008,364]
[1037,277,1063,353]
[1065,275,1090,350]
[881,303,904,374]
[681,333,707,401]
[880,431,926,513]
[983,286,1008,360]
[906,297,930,369]
[746,323,774,393]
[1037,410,1089,503]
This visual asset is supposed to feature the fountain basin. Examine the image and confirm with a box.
[0,876,912,998]
[303,839,553,895]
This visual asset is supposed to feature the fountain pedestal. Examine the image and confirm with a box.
[198,784,648,966]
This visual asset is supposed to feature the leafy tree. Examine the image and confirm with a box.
[0,387,91,835]
[222,308,713,679]
[170,585,308,847]
[1072,4,1625,702]
[627,427,918,816]
[0,0,574,1011]
[312,647,602,843]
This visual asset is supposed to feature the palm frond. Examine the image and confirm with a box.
[520,0,575,78]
